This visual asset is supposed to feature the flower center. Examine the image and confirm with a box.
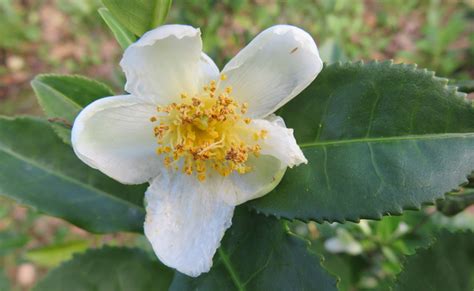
[150,75,266,181]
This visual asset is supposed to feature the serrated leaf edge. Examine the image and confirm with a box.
[248,60,474,224]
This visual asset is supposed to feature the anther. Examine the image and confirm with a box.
[151,80,263,182]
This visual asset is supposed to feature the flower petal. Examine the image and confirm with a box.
[219,25,323,118]
[219,155,286,206]
[71,95,161,184]
[199,52,220,88]
[120,25,203,104]
[144,173,234,277]
[250,115,307,167]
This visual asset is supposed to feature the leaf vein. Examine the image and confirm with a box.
[314,93,335,142]
[298,132,474,148]
[218,247,245,291]
[322,146,331,190]
[365,82,382,138]
[0,146,144,211]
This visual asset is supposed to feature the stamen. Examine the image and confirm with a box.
[150,79,265,181]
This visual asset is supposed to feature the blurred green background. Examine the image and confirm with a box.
[0,0,473,290]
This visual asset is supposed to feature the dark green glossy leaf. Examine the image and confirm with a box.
[171,208,337,291]
[98,8,136,49]
[102,0,172,36]
[31,74,114,144]
[394,231,474,291]
[0,116,145,233]
[34,246,173,291]
[250,61,474,222]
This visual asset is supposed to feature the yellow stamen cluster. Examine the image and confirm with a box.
[150,76,266,181]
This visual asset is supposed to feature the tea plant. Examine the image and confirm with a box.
[1,1,474,290]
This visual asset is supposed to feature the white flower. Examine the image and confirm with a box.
[71,24,322,277]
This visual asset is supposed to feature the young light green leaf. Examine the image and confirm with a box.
[102,0,173,36]
[250,61,474,223]
[31,74,114,144]
[319,38,348,64]
[34,247,173,291]
[170,207,337,291]
[98,7,136,49]
[0,116,146,233]
[25,241,90,268]
[394,231,474,291]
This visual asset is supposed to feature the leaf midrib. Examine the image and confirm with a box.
[298,132,474,148]
[218,248,245,291]
[150,0,161,29]
[0,144,144,212]
[98,8,135,48]
[33,75,115,110]
[32,79,84,111]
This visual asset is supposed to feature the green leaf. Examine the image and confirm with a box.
[31,74,114,144]
[170,208,337,291]
[394,231,474,291]
[250,61,474,222]
[0,231,29,255]
[34,246,173,291]
[25,240,89,268]
[449,79,474,93]
[98,8,136,49]
[436,191,474,216]
[319,38,348,64]
[102,0,173,36]
[0,116,146,233]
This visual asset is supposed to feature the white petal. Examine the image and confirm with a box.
[120,25,203,104]
[199,52,220,88]
[71,95,161,184]
[250,115,307,167]
[219,155,286,206]
[219,25,323,118]
[144,172,234,277]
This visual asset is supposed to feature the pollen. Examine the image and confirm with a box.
[150,79,266,181]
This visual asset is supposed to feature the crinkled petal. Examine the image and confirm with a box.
[120,24,203,104]
[219,155,286,206]
[219,24,323,118]
[144,172,234,277]
[71,95,161,184]
[250,115,307,167]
